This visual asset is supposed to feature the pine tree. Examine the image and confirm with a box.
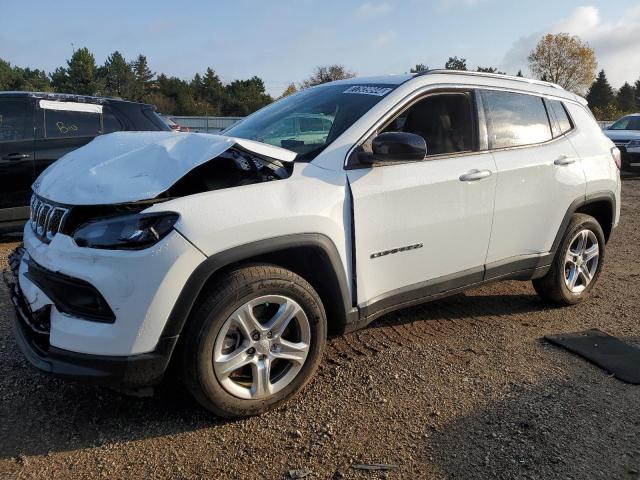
[445,57,467,71]
[65,47,98,95]
[131,54,155,101]
[586,70,615,111]
[516,70,524,77]
[410,64,428,73]
[616,82,636,113]
[100,51,135,98]
[635,78,640,110]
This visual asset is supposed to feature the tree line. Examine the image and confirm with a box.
[1,37,638,120]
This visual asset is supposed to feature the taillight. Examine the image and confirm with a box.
[611,147,621,170]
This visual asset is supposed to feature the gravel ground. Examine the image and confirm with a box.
[1,177,640,479]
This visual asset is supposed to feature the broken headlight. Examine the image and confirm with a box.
[73,212,179,250]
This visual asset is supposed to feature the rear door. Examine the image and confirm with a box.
[33,100,104,180]
[347,90,497,310]
[482,90,585,275]
[0,97,35,218]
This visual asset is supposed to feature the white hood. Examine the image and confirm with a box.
[33,132,297,205]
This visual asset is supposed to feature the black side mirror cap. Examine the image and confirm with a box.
[371,132,427,163]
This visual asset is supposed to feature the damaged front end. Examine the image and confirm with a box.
[29,132,296,248]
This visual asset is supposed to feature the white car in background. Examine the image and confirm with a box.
[603,113,640,173]
[5,70,621,418]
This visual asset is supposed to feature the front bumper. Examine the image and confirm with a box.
[619,148,640,172]
[4,247,177,387]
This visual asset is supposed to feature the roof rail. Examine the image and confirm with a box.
[415,69,564,90]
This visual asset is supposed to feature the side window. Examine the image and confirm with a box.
[0,99,33,142]
[546,99,572,137]
[482,90,552,149]
[102,107,124,134]
[44,109,102,138]
[300,116,328,133]
[383,92,475,156]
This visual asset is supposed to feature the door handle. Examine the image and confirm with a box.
[554,155,577,166]
[2,153,30,161]
[459,169,492,182]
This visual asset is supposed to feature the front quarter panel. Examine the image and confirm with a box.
[145,162,351,290]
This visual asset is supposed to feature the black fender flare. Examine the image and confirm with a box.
[160,233,355,339]
[550,191,616,255]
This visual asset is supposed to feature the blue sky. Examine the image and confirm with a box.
[1,0,639,95]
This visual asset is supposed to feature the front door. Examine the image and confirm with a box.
[347,91,497,311]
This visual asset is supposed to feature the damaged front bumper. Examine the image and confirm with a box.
[3,246,177,388]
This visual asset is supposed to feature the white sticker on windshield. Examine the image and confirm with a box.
[343,86,392,96]
[39,100,103,114]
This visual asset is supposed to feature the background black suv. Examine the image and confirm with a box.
[0,92,170,232]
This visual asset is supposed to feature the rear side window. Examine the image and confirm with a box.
[482,90,552,149]
[0,99,33,141]
[546,99,572,137]
[102,107,123,134]
[44,109,102,138]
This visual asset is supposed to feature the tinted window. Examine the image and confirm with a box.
[102,107,123,133]
[609,115,640,131]
[0,99,33,141]
[547,99,572,137]
[44,109,102,138]
[482,90,552,149]
[383,92,474,156]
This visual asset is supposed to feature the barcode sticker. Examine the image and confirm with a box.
[343,86,393,96]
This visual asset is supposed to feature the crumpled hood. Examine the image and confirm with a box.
[33,131,297,205]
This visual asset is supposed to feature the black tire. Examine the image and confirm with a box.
[180,263,326,418]
[533,213,605,305]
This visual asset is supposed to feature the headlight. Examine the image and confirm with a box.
[73,212,179,250]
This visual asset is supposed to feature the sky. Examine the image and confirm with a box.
[1,0,639,96]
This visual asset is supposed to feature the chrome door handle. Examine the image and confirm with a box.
[554,155,577,166]
[459,169,492,182]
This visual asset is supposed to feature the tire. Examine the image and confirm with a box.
[533,213,605,305]
[180,263,326,418]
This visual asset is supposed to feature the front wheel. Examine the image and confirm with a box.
[181,264,326,418]
[533,213,605,305]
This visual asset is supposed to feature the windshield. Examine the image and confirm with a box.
[224,83,396,161]
[609,116,640,131]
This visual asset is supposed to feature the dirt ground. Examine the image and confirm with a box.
[1,177,639,480]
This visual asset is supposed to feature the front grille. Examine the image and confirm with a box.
[29,195,70,242]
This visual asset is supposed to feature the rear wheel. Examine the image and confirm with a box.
[181,264,326,418]
[533,213,605,305]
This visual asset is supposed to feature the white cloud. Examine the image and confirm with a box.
[373,29,397,47]
[356,2,392,19]
[439,0,485,8]
[502,5,640,88]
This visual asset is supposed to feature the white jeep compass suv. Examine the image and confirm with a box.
[5,70,621,418]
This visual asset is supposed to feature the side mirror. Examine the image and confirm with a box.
[371,132,427,163]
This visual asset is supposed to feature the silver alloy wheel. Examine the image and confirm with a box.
[213,295,311,400]
[564,229,599,294]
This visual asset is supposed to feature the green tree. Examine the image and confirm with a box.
[477,66,505,74]
[616,82,636,113]
[0,58,14,90]
[635,78,640,110]
[224,76,272,116]
[527,33,596,94]
[586,70,615,112]
[100,51,136,98]
[65,47,98,95]
[131,54,155,101]
[445,57,467,70]
[410,64,429,73]
[516,70,524,77]
[300,65,355,88]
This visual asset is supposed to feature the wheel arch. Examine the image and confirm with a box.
[551,191,616,255]
[161,234,356,342]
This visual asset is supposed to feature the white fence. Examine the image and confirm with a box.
[170,116,244,133]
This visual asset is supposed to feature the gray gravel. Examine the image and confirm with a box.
[1,177,640,479]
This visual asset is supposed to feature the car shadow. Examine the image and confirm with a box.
[0,283,552,460]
